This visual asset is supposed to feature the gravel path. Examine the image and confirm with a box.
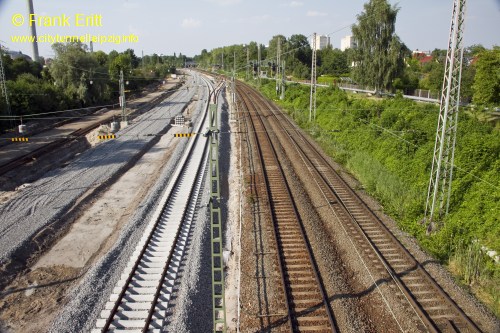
[0,73,199,269]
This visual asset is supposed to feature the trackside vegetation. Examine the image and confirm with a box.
[0,42,187,133]
[252,79,499,316]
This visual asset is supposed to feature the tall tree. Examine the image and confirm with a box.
[50,42,98,105]
[318,47,350,76]
[109,53,132,81]
[268,35,287,62]
[472,47,500,106]
[351,0,405,93]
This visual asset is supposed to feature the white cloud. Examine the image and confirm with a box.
[181,18,202,29]
[290,1,303,7]
[307,11,328,17]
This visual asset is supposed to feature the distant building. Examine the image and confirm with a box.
[311,35,331,51]
[4,50,32,62]
[340,35,357,51]
[412,50,433,65]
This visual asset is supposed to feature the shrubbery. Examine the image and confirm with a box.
[1,43,183,132]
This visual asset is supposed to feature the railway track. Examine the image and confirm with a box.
[92,76,221,332]
[238,81,482,333]
[237,83,337,333]
[0,86,173,178]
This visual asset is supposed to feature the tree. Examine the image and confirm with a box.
[287,34,311,67]
[351,0,406,93]
[124,49,139,68]
[50,42,98,106]
[318,47,350,76]
[8,73,70,116]
[472,47,500,106]
[3,55,42,81]
[109,53,132,81]
[268,35,287,63]
[93,50,108,66]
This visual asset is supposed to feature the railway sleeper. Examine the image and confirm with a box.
[286,264,314,271]
[286,273,314,280]
[280,242,305,248]
[292,290,321,297]
[104,300,167,311]
[290,285,319,292]
[292,298,325,307]
[288,276,316,283]
[296,320,332,330]
[366,235,389,242]
[283,255,310,262]
[283,250,308,257]
[118,286,172,296]
[121,279,169,288]
[96,318,163,329]
[279,231,302,237]
[99,309,157,320]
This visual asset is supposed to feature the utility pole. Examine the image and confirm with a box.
[281,60,286,100]
[424,0,466,232]
[246,46,249,81]
[309,33,317,122]
[276,37,281,96]
[119,69,127,126]
[257,44,262,86]
[0,45,12,127]
[232,51,236,119]
[26,0,39,62]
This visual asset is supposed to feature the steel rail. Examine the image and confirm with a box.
[97,76,216,332]
[0,89,172,177]
[237,82,337,333]
[254,85,482,333]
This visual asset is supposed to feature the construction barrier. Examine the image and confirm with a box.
[98,134,116,140]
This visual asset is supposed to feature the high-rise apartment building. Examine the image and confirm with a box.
[341,35,357,51]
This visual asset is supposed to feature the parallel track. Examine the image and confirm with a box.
[0,89,170,177]
[93,76,220,332]
[241,81,482,333]
[237,83,337,333]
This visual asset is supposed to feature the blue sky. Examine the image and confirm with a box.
[0,0,499,59]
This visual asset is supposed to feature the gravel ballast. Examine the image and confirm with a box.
[46,71,211,333]
[0,74,197,273]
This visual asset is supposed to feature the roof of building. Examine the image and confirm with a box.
[413,52,433,65]
[4,50,33,62]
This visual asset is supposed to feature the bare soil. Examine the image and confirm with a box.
[0,266,79,333]
[0,107,193,331]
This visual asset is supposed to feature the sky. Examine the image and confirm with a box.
[0,0,499,60]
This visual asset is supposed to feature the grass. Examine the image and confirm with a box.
[449,240,500,317]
